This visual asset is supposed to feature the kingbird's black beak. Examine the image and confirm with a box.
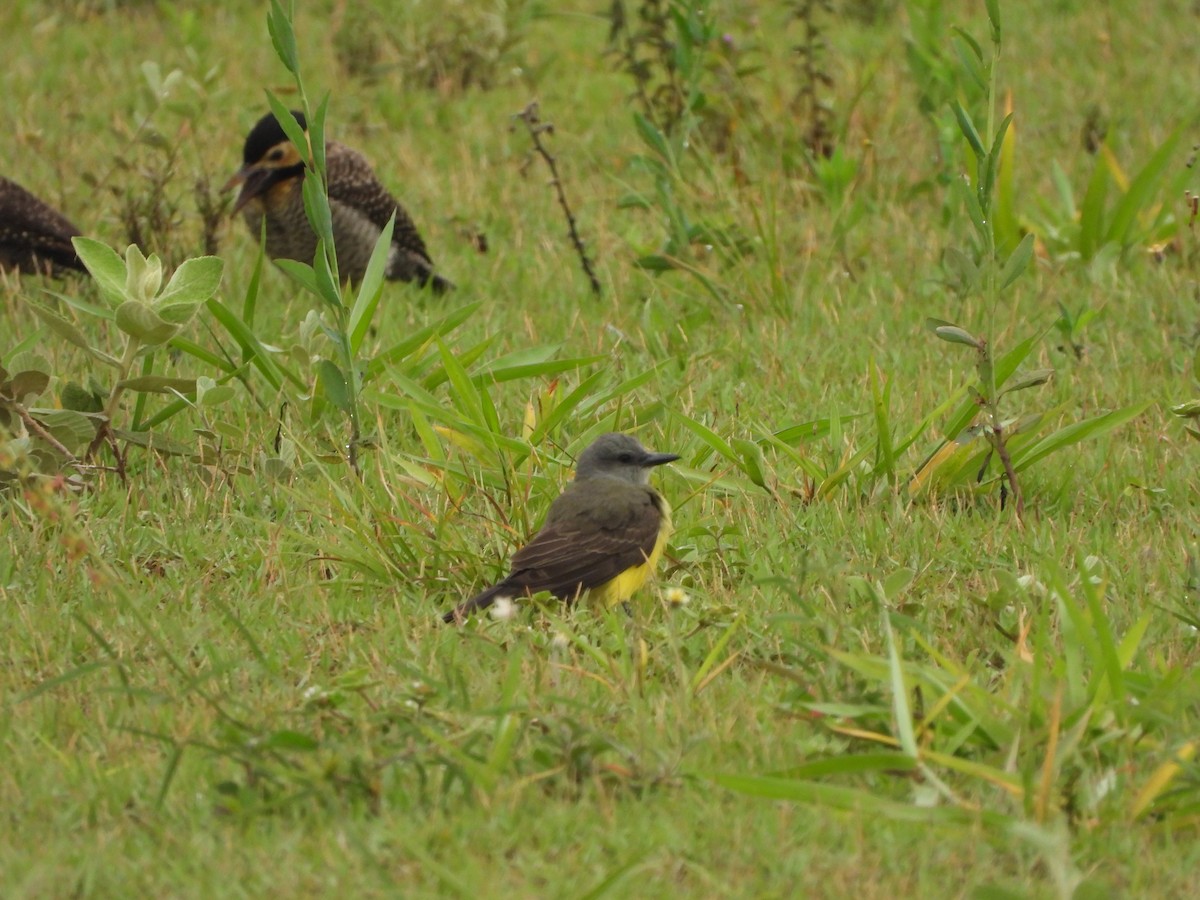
[642,451,680,468]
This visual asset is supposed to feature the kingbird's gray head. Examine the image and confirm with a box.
[574,433,680,485]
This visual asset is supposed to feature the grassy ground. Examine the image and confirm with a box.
[3,0,1199,896]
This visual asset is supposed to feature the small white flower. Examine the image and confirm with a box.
[491,596,517,621]
[550,632,569,651]
[665,587,690,606]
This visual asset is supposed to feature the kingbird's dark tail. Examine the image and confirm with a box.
[442,582,508,624]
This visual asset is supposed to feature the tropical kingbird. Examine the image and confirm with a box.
[443,433,680,623]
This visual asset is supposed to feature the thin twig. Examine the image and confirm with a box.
[12,403,78,462]
[513,102,602,298]
[992,426,1024,521]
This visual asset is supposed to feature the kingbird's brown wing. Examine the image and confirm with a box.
[504,482,665,600]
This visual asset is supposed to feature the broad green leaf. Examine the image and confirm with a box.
[942,247,978,291]
[635,255,678,272]
[310,93,330,181]
[315,360,351,415]
[438,339,487,430]
[309,234,342,308]
[124,244,162,302]
[196,377,236,407]
[155,301,204,327]
[304,176,336,260]
[26,300,95,353]
[158,256,223,306]
[71,237,127,305]
[6,370,49,403]
[114,300,177,346]
[33,409,99,449]
[60,381,104,413]
[274,259,319,294]
[527,370,607,445]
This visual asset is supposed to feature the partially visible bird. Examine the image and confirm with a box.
[0,176,86,276]
[444,433,681,624]
[224,110,452,292]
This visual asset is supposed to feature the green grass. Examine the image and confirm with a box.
[3,1,1200,896]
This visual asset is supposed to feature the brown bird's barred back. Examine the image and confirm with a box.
[0,177,86,276]
[226,111,453,292]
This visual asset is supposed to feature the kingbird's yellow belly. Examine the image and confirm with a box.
[589,500,672,607]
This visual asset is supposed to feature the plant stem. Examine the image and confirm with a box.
[515,102,603,298]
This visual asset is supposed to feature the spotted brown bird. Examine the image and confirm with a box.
[225,110,452,292]
[444,433,680,624]
[0,176,86,276]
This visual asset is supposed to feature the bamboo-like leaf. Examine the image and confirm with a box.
[117,375,198,394]
[953,102,986,160]
[349,214,394,355]
[1000,367,1054,396]
[1104,125,1185,248]
[1011,402,1151,473]
[266,0,299,74]
[670,411,737,463]
[712,773,1009,828]
[998,232,1035,291]
[364,302,480,379]
[984,0,1002,44]
[1078,150,1111,259]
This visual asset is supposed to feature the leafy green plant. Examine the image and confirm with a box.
[920,2,1147,516]
[789,0,835,159]
[24,238,222,475]
[606,0,716,139]
[84,58,224,261]
[333,0,539,92]
[715,553,1190,894]
[1027,129,1190,265]
[902,0,989,188]
[258,0,411,476]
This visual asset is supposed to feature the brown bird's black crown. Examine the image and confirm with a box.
[226,110,453,292]
[242,110,306,167]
